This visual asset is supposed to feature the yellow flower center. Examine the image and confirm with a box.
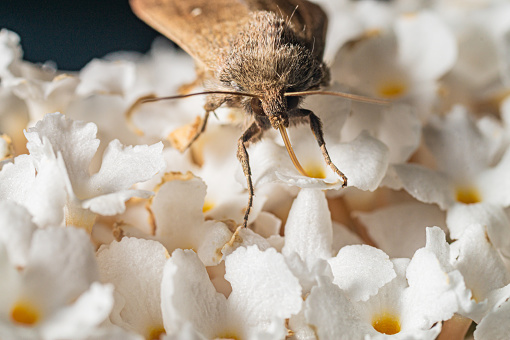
[372,311,401,335]
[304,163,326,179]
[455,186,481,204]
[10,301,40,326]
[215,333,240,340]
[147,326,166,340]
[377,81,407,98]
[203,199,215,213]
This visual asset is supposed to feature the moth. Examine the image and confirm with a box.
[129,0,387,227]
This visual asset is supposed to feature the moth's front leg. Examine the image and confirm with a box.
[179,95,227,151]
[237,121,262,228]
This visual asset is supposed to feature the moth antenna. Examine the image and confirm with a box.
[126,94,156,136]
[141,90,261,103]
[285,90,391,105]
[277,125,308,177]
[125,91,260,136]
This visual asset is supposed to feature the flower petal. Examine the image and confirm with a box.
[329,131,389,191]
[450,224,510,315]
[97,237,168,337]
[41,283,114,340]
[25,112,99,190]
[305,277,372,339]
[356,201,447,258]
[0,201,37,267]
[82,189,152,216]
[395,11,457,80]
[282,188,333,261]
[225,246,302,327]
[161,249,227,337]
[328,245,395,302]
[474,297,510,340]
[87,140,164,195]
[446,203,510,253]
[392,163,455,209]
[76,59,136,97]
[23,227,100,308]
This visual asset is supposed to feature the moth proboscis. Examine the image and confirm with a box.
[129,0,390,228]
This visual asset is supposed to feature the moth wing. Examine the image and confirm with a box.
[130,0,251,70]
[241,0,328,59]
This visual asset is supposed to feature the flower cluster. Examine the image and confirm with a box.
[1,0,510,339]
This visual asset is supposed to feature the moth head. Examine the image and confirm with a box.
[249,88,304,130]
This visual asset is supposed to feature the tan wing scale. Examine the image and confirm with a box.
[129,0,251,69]
[130,0,328,67]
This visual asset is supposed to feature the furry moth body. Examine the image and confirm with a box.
[130,0,348,227]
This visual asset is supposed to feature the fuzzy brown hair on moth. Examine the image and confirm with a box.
[129,0,389,228]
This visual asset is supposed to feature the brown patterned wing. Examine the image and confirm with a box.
[129,0,251,70]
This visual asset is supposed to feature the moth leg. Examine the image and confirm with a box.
[237,121,262,228]
[180,96,226,151]
[180,110,211,151]
[294,109,348,187]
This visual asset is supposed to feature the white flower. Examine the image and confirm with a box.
[129,38,197,99]
[283,189,333,261]
[0,225,113,340]
[0,29,23,80]
[24,113,165,232]
[439,3,510,111]
[331,11,457,119]
[449,224,510,321]
[0,87,29,155]
[319,0,400,61]
[408,226,510,324]
[391,106,510,253]
[76,59,136,98]
[161,246,302,339]
[281,188,365,295]
[0,30,80,124]
[97,237,168,339]
[404,228,469,327]
[329,245,396,302]
[0,153,66,229]
[0,201,38,267]
[150,173,234,266]
[66,94,142,156]
[281,188,335,301]
[355,201,447,258]
[341,103,422,164]
[474,294,510,340]
[249,129,389,193]
[11,73,79,125]
[305,260,442,339]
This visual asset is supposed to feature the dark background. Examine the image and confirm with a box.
[0,0,163,71]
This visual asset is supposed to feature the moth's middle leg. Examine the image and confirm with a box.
[237,121,262,228]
